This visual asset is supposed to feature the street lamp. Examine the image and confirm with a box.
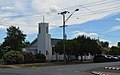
[58,9,79,62]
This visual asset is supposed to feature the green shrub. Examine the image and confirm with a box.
[35,53,46,63]
[0,59,4,64]
[23,52,35,63]
[3,51,24,64]
[0,50,4,59]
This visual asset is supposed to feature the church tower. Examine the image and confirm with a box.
[37,22,52,60]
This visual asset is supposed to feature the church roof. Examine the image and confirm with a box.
[28,38,37,47]
[28,38,62,47]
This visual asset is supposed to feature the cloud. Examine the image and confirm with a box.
[0,25,8,29]
[46,5,60,15]
[32,0,120,31]
[107,25,120,32]
[0,6,15,10]
[0,13,15,18]
[0,0,120,35]
[116,18,120,22]
[5,18,38,34]
[73,31,99,38]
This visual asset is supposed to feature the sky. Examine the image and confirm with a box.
[0,0,120,47]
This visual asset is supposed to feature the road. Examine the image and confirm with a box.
[0,62,119,75]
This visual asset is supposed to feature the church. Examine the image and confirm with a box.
[25,21,63,60]
[25,21,93,61]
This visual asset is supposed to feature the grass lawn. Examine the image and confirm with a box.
[16,63,58,68]
[0,62,63,68]
[0,65,15,68]
[0,61,92,68]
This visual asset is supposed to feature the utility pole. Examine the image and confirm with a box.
[58,9,79,63]
[58,11,69,63]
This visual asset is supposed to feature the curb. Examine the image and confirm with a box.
[92,71,120,75]
[92,71,104,75]
[104,67,120,70]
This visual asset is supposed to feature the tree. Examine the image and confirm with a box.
[109,46,120,55]
[54,40,78,61]
[54,40,64,55]
[23,52,35,63]
[117,42,120,47]
[64,40,78,61]
[35,53,46,63]
[101,41,109,47]
[54,35,102,62]
[23,41,30,48]
[74,35,88,62]
[74,35,102,62]
[89,40,102,55]
[0,44,4,59]
[3,51,24,64]
[2,26,26,52]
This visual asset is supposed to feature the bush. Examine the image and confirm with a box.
[35,53,46,63]
[0,50,4,59]
[3,51,24,64]
[0,59,4,64]
[23,52,35,63]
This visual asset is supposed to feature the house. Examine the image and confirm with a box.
[26,22,62,60]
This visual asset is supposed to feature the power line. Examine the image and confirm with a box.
[0,0,119,18]
[55,0,120,19]
[47,1,120,20]
[59,0,119,10]
[51,26,120,39]
[46,6,120,21]
[65,26,120,38]
[58,1,120,15]
[81,0,119,7]
[2,5,119,20]
[0,0,119,27]
[15,0,119,18]
[77,7,120,17]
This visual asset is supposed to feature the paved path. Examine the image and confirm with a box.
[0,62,120,75]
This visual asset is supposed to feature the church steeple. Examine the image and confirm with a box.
[37,21,52,59]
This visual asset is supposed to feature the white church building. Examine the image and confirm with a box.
[25,22,63,60]
[26,21,93,61]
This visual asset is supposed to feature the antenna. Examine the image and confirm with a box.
[42,9,45,23]
[43,15,45,23]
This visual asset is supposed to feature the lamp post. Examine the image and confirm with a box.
[58,9,79,62]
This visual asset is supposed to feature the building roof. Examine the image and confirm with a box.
[28,38,62,47]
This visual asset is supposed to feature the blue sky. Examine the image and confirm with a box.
[0,0,120,47]
[50,13,120,46]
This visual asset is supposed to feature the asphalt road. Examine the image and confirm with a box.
[0,62,120,75]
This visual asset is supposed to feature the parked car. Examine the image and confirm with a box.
[112,55,120,61]
[105,55,116,62]
[93,55,112,63]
